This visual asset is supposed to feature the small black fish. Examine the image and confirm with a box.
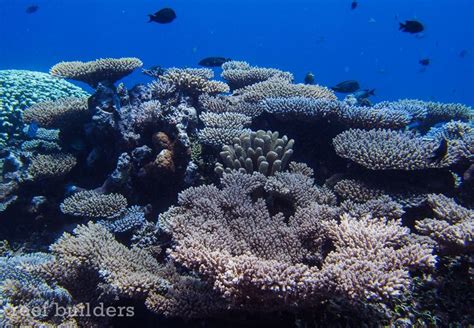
[353,89,375,99]
[148,8,176,24]
[399,20,424,33]
[419,58,430,66]
[351,1,358,10]
[304,72,315,85]
[428,138,448,164]
[26,5,39,14]
[331,80,360,93]
[198,57,231,67]
[459,49,469,58]
[26,122,39,138]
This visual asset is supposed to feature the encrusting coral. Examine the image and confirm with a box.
[50,57,143,88]
[215,130,295,177]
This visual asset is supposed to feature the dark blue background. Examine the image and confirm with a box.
[1,0,473,105]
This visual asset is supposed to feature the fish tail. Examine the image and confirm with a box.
[399,22,405,30]
[148,15,153,22]
[369,89,375,96]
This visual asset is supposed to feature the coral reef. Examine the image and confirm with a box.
[50,58,143,88]
[215,130,294,176]
[415,194,473,253]
[0,69,88,147]
[1,58,473,326]
[333,129,461,170]
[22,97,89,130]
[60,190,128,219]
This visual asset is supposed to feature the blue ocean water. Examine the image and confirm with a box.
[0,0,473,104]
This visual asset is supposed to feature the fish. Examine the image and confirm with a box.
[148,8,176,24]
[419,58,430,66]
[304,72,315,85]
[427,138,448,164]
[26,122,39,138]
[399,20,424,33]
[26,5,39,14]
[331,80,360,93]
[143,65,165,78]
[351,1,358,10]
[198,57,231,67]
[353,89,375,99]
[463,164,474,182]
[459,49,469,58]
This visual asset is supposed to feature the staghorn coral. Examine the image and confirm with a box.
[161,171,434,311]
[415,194,473,252]
[333,129,460,170]
[50,57,143,88]
[22,97,89,129]
[235,77,337,103]
[321,214,435,301]
[41,222,225,318]
[60,190,127,219]
[215,130,294,177]
[221,60,294,90]
[27,153,77,181]
[0,253,73,327]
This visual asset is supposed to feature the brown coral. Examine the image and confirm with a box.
[161,68,229,96]
[50,57,143,88]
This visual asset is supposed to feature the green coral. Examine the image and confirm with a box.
[0,70,89,147]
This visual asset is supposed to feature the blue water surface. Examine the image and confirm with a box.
[0,0,473,104]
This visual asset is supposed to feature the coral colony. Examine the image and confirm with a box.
[0,58,472,326]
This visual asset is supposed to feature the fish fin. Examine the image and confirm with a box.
[369,89,375,96]
[399,22,405,30]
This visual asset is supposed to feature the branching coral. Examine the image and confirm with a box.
[41,222,225,318]
[0,69,88,147]
[27,153,77,181]
[221,60,294,90]
[160,68,229,96]
[22,97,89,129]
[160,171,434,310]
[60,190,127,219]
[97,206,147,233]
[340,196,405,220]
[333,178,429,208]
[50,57,143,88]
[198,94,264,117]
[333,129,460,170]
[215,130,294,176]
[235,78,337,103]
[415,194,473,252]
